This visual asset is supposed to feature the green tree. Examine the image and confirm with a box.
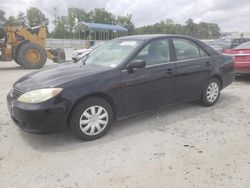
[52,16,72,38]
[208,23,221,38]
[52,7,59,25]
[0,9,6,24]
[185,19,199,37]
[198,22,209,39]
[116,14,135,35]
[17,12,26,22]
[0,9,6,39]
[134,18,221,39]
[52,7,135,39]
[174,24,185,35]
[67,7,91,31]
[26,7,48,27]
[5,16,18,26]
[89,8,116,24]
[160,19,176,34]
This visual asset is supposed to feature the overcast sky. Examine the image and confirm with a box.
[1,0,250,32]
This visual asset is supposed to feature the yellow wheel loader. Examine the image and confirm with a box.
[0,24,65,69]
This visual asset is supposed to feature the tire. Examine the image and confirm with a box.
[201,78,221,106]
[17,42,47,69]
[13,55,20,65]
[12,41,27,65]
[55,48,65,62]
[69,97,114,141]
[49,48,66,63]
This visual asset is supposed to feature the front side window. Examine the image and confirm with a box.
[173,38,208,61]
[133,40,170,66]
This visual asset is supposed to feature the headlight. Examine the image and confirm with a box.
[17,88,63,103]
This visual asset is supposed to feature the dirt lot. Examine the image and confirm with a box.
[0,49,250,188]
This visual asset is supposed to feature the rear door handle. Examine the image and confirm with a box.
[206,62,212,66]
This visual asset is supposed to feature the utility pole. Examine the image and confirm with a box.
[52,7,58,26]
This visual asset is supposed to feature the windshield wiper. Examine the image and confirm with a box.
[82,53,90,66]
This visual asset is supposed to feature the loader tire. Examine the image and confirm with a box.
[17,42,47,69]
[12,41,27,65]
[56,48,65,62]
[49,48,65,63]
[13,53,20,65]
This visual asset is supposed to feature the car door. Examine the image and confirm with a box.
[120,38,176,116]
[172,37,214,102]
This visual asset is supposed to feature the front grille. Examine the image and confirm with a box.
[11,88,24,99]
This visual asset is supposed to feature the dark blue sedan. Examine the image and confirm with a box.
[7,35,234,140]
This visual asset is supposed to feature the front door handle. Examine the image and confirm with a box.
[166,68,174,74]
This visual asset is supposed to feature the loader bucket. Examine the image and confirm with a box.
[49,48,66,63]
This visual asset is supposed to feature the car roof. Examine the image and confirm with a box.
[115,34,220,56]
[116,34,197,41]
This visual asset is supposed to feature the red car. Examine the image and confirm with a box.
[223,41,250,74]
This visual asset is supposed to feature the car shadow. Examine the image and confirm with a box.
[19,91,240,152]
[235,74,250,83]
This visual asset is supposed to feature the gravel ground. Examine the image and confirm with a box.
[0,49,250,188]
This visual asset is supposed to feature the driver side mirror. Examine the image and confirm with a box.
[126,60,146,70]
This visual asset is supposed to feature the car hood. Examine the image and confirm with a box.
[14,63,111,91]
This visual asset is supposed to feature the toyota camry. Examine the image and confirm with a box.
[7,35,234,141]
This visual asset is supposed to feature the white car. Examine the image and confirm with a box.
[72,42,105,61]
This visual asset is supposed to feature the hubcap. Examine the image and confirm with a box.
[25,49,40,64]
[206,82,219,103]
[79,106,109,136]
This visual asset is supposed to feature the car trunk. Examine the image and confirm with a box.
[223,49,250,71]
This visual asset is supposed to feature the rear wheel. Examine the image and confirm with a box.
[17,42,47,69]
[201,78,221,106]
[69,97,114,141]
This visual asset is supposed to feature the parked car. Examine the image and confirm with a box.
[223,41,250,74]
[203,39,230,52]
[72,42,104,61]
[7,35,234,141]
[229,38,250,49]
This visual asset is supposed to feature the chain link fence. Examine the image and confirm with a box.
[46,38,86,49]
[47,39,106,49]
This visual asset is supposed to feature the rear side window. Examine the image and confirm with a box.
[173,38,208,61]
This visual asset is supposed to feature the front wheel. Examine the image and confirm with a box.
[201,78,221,106]
[69,97,113,141]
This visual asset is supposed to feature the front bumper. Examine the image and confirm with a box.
[7,93,68,133]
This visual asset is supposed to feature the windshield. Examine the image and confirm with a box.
[235,41,250,49]
[89,42,105,50]
[84,40,141,67]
